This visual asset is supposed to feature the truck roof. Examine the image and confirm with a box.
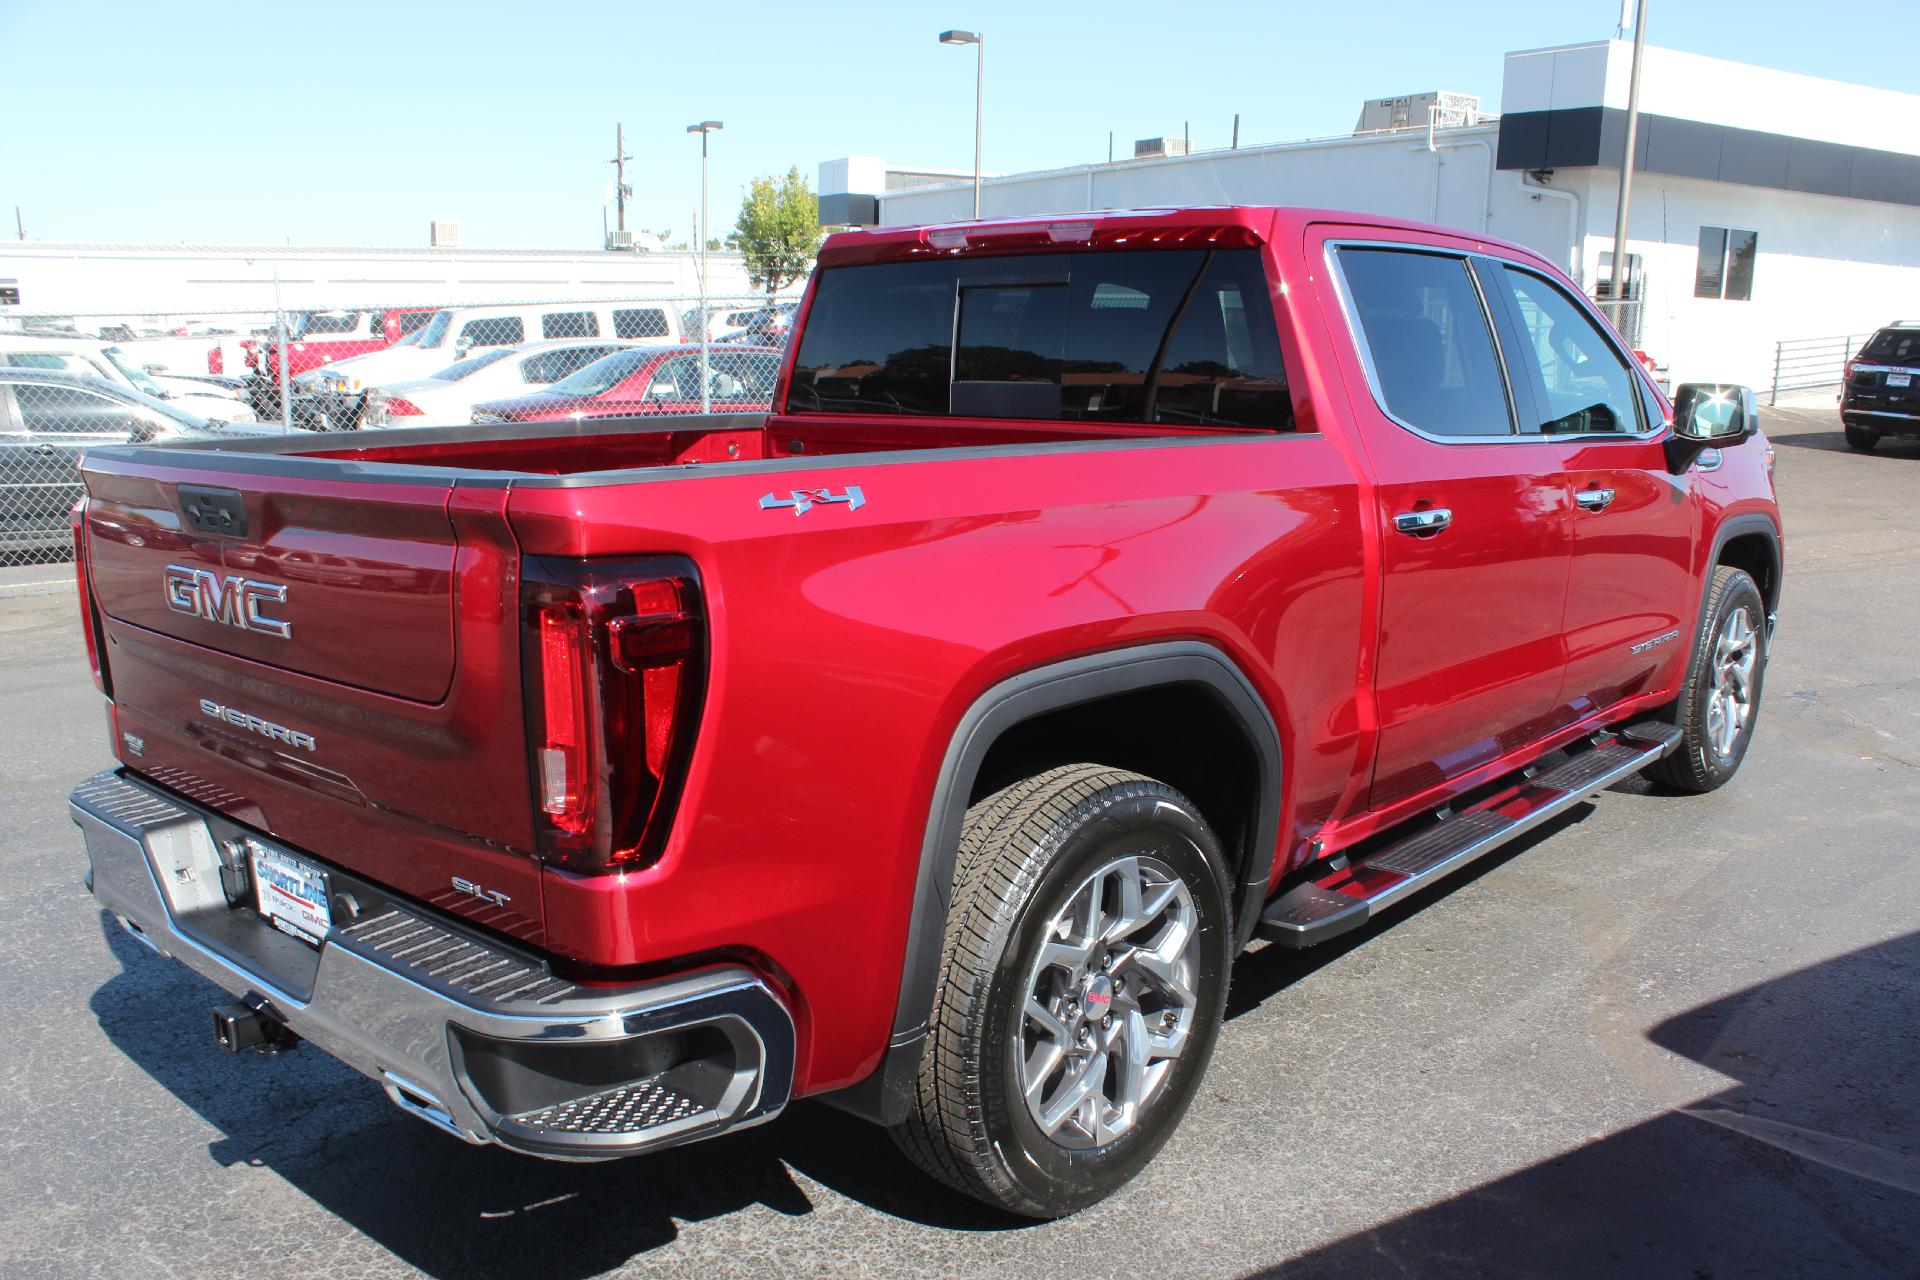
[819,206,1549,272]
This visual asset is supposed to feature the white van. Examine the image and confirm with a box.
[306,300,685,393]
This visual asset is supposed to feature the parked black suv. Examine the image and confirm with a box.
[1842,322,1920,451]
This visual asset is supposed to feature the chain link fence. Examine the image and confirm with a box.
[0,290,799,570]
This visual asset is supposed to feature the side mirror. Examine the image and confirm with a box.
[1665,382,1757,472]
[454,338,472,357]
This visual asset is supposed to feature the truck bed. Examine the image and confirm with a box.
[140,412,1260,477]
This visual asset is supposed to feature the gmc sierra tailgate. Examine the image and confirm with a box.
[76,448,546,942]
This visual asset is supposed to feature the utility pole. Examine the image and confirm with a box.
[1608,0,1649,327]
[13,206,22,241]
[609,123,632,238]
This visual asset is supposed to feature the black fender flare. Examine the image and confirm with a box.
[1708,512,1784,614]
[827,640,1282,1125]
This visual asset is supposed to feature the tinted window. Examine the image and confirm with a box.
[614,308,670,339]
[13,384,139,437]
[788,248,1290,427]
[1724,229,1757,302]
[1499,268,1641,435]
[459,317,524,349]
[519,345,621,384]
[1694,228,1727,298]
[1862,329,1920,363]
[787,258,956,415]
[296,311,361,336]
[1339,248,1511,438]
[1153,251,1292,429]
[396,311,434,335]
[542,311,599,339]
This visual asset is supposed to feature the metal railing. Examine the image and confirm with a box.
[1770,333,1868,405]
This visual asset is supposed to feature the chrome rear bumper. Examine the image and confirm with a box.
[71,769,794,1160]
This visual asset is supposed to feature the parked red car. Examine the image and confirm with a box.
[243,307,436,382]
[468,343,781,423]
[67,206,1781,1219]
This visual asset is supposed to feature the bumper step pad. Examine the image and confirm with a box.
[1258,721,1682,948]
[512,1077,706,1136]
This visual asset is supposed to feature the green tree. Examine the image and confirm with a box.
[734,167,825,296]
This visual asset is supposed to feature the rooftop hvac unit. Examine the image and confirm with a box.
[1353,92,1479,134]
[429,219,460,248]
[1134,136,1193,159]
[606,229,638,250]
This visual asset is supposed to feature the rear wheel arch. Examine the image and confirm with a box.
[830,640,1282,1126]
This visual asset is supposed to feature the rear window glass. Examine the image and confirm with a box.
[786,248,1291,428]
[520,345,622,383]
[542,311,599,339]
[396,311,435,335]
[613,308,670,339]
[1862,328,1920,364]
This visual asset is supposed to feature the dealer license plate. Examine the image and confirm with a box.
[250,842,332,946]
[1888,374,1911,387]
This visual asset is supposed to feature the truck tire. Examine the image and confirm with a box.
[1645,566,1768,793]
[890,764,1233,1218]
[1844,424,1879,451]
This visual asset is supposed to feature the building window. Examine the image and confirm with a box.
[1696,227,1757,301]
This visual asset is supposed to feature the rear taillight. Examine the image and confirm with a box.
[522,556,705,871]
[70,500,111,697]
[382,396,424,417]
[1845,358,1861,382]
[208,346,224,374]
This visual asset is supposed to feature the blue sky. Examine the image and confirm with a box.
[1,0,1912,248]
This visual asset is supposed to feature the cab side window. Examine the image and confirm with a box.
[1497,268,1642,435]
[1338,248,1512,438]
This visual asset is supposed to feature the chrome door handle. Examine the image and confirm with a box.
[1393,508,1452,536]
[1575,487,1616,512]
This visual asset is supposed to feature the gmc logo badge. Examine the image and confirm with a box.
[163,564,292,639]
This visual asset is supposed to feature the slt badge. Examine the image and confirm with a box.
[758,485,866,516]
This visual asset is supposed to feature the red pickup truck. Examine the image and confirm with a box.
[66,207,1781,1218]
[241,307,436,381]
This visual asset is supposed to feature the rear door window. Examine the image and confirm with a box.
[396,311,435,336]
[1335,247,1513,438]
[613,308,670,339]
[541,311,599,339]
[459,317,524,350]
[14,384,142,437]
[787,248,1292,428]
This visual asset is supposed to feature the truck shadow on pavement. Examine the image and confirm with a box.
[87,918,1029,1280]
[1245,928,1920,1278]
[1771,430,1920,460]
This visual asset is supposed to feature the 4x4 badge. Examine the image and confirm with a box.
[758,485,866,516]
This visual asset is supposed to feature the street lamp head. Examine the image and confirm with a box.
[686,120,724,134]
[938,29,980,44]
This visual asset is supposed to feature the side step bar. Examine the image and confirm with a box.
[1258,721,1683,948]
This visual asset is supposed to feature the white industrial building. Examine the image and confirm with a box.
[822,41,1920,391]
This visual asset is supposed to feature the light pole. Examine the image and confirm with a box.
[938,30,983,218]
[687,120,723,412]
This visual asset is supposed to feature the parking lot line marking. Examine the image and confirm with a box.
[1681,1107,1920,1196]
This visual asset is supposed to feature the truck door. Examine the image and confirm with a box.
[1320,238,1577,812]
[1480,261,1695,717]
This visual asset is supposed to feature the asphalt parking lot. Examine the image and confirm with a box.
[1,403,1916,1278]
